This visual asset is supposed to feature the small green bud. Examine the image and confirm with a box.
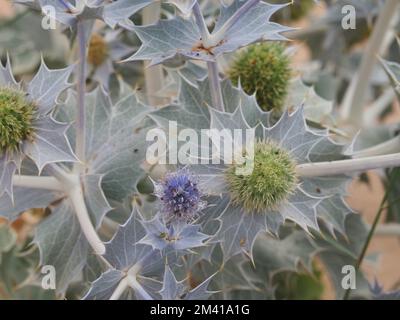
[0,87,35,152]
[88,34,109,67]
[228,42,291,112]
[227,140,297,212]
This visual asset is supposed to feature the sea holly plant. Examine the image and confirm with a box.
[1,0,400,301]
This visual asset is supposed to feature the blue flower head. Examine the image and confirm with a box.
[155,170,206,221]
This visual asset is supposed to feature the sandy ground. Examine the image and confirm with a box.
[0,0,399,299]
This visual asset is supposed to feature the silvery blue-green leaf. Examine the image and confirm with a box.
[23,0,105,26]
[210,105,250,133]
[83,252,109,283]
[262,107,326,164]
[82,174,112,229]
[0,186,62,221]
[34,201,89,294]
[150,77,210,131]
[159,266,186,300]
[0,56,18,87]
[23,116,78,172]
[85,210,164,300]
[59,87,153,201]
[126,1,291,65]
[380,57,400,100]
[0,157,18,200]
[83,269,125,300]
[214,204,282,260]
[177,61,208,87]
[140,214,209,251]
[211,1,292,53]
[201,78,271,126]
[27,60,73,114]
[165,0,196,15]
[104,209,162,274]
[213,189,320,261]
[315,213,370,299]
[125,17,212,65]
[185,273,215,300]
[251,230,318,278]
[182,247,258,299]
[159,265,214,300]
[103,0,153,28]
[286,78,333,124]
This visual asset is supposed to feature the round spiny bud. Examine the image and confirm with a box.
[156,170,206,221]
[88,34,109,67]
[228,42,291,112]
[0,87,35,153]
[226,141,297,213]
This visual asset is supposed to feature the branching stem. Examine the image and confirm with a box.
[68,180,106,255]
[193,1,211,41]
[46,164,105,255]
[75,19,88,172]
[143,3,164,106]
[340,0,399,126]
[202,0,260,48]
[13,175,63,191]
[296,153,400,177]
[109,277,129,300]
[207,61,225,111]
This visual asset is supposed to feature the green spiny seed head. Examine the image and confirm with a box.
[0,87,35,153]
[88,34,109,67]
[226,140,297,213]
[228,42,291,112]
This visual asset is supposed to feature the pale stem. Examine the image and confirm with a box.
[203,0,260,48]
[46,163,76,188]
[68,182,106,255]
[75,19,88,171]
[143,3,164,107]
[296,153,400,177]
[207,61,225,111]
[109,277,129,300]
[44,164,105,255]
[352,136,400,158]
[13,175,63,191]
[192,1,211,42]
[128,276,154,300]
[375,224,400,236]
[340,0,399,126]
[109,252,155,300]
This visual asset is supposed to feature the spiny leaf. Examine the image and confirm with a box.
[34,201,89,294]
[103,0,153,28]
[27,60,73,114]
[159,265,215,300]
[23,116,78,172]
[125,1,291,65]
[0,186,62,221]
[140,214,209,252]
